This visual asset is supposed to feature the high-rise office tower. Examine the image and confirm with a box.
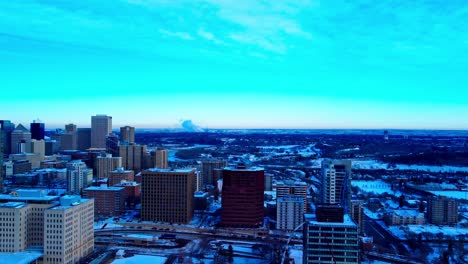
[120,126,135,144]
[106,133,119,157]
[119,144,147,172]
[276,180,308,212]
[61,123,77,150]
[96,154,122,179]
[201,159,227,186]
[91,115,112,148]
[150,148,168,169]
[221,164,264,227]
[11,124,31,154]
[77,128,91,150]
[427,196,459,225]
[30,120,45,140]
[67,160,93,194]
[277,195,304,230]
[320,159,352,209]
[44,195,94,264]
[303,213,359,264]
[0,120,15,156]
[141,168,195,223]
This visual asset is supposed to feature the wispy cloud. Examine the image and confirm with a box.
[159,29,193,40]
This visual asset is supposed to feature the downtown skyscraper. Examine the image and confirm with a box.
[91,115,112,148]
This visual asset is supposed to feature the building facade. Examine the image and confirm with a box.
[277,195,304,231]
[141,168,195,223]
[119,144,147,172]
[109,167,135,186]
[67,160,93,194]
[276,181,308,212]
[201,159,227,186]
[96,154,122,179]
[91,115,112,148]
[119,126,135,144]
[150,148,168,169]
[427,196,459,225]
[83,185,125,218]
[221,165,264,227]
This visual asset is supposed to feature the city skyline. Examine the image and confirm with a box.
[1,0,468,129]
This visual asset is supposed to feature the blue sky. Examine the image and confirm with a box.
[1,0,467,129]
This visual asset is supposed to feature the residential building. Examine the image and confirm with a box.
[350,200,364,234]
[427,196,459,225]
[277,195,303,230]
[385,210,425,225]
[91,115,112,148]
[320,159,352,209]
[201,159,227,186]
[67,160,93,194]
[141,168,195,224]
[83,185,125,218]
[276,180,308,212]
[119,144,147,172]
[109,167,134,186]
[96,154,122,179]
[150,148,168,169]
[221,164,264,227]
[119,126,135,144]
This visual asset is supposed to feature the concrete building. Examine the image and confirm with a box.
[119,144,147,173]
[84,185,125,218]
[77,128,91,151]
[44,195,94,264]
[67,160,93,194]
[109,167,135,186]
[91,115,112,148]
[427,196,459,225]
[0,202,30,252]
[150,148,168,169]
[277,195,304,231]
[276,180,308,212]
[29,139,45,159]
[141,168,195,224]
[96,154,122,179]
[385,210,425,226]
[350,200,364,234]
[201,159,227,186]
[30,121,45,141]
[303,214,359,264]
[115,180,140,208]
[120,126,135,144]
[106,133,119,157]
[320,159,352,208]
[11,124,31,154]
[10,153,42,169]
[221,164,264,227]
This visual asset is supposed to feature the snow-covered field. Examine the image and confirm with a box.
[352,160,468,173]
[112,254,167,264]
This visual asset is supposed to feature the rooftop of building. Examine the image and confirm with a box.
[224,164,264,171]
[305,214,357,227]
[85,185,125,191]
[391,209,424,218]
[275,180,307,186]
[0,189,59,202]
[0,202,27,209]
[145,168,195,173]
[115,180,139,186]
[0,248,43,264]
[50,195,91,210]
[112,167,133,173]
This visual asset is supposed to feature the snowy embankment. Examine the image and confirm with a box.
[352,160,468,173]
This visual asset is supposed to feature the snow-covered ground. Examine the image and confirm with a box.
[112,254,167,264]
[429,191,468,200]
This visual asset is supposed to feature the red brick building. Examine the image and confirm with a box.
[83,185,125,218]
[109,167,135,186]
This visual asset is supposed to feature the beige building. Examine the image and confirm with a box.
[91,115,112,148]
[150,148,168,169]
[44,195,94,264]
[67,160,93,194]
[276,195,303,231]
[0,202,29,253]
[29,139,45,159]
[141,168,195,224]
[385,209,425,225]
[96,154,122,179]
[276,181,308,212]
[119,144,147,172]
